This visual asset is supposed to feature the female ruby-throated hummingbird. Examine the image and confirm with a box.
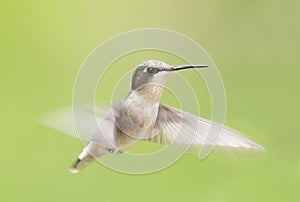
[41,60,264,173]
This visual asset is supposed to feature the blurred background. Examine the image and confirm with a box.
[0,0,299,201]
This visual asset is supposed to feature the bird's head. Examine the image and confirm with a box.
[131,60,208,91]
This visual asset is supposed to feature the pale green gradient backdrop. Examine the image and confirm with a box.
[0,0,299,201]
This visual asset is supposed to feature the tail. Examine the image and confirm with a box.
[69,158,90,174]
[69,145,97,174]
[69,141,106,173]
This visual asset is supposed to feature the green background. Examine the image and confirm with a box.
[1,0,299,201]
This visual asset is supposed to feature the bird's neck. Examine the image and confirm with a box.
[127,85,163,106]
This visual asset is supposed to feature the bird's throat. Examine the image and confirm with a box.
[131,84,164,105]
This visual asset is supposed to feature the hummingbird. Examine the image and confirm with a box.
[41,60,264,173]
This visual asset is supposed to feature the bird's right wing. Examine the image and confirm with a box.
[148,104,264,158]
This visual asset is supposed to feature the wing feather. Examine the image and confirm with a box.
[148,104,264,157]
[39,105,110,141]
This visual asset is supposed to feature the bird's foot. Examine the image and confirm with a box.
[106,148,123,154]
[107,148,115,153]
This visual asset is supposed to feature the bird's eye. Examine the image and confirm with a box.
[146,67,157,74]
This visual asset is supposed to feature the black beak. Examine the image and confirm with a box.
[171,64,208,71]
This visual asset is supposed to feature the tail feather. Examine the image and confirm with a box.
[69,158,89,174]
[69,142,107,173]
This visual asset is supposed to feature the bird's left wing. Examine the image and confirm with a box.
[148,104,264,158]
[39,105,110,141]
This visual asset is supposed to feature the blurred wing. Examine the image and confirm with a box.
[39,105,110,141]
[148,104,264,158]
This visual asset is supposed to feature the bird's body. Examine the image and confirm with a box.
[41,60,264,173]
[71,62,169,172]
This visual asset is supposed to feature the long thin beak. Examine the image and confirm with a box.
[171,64,208,71]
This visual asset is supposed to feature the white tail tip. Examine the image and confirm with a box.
[69,168,79,174]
